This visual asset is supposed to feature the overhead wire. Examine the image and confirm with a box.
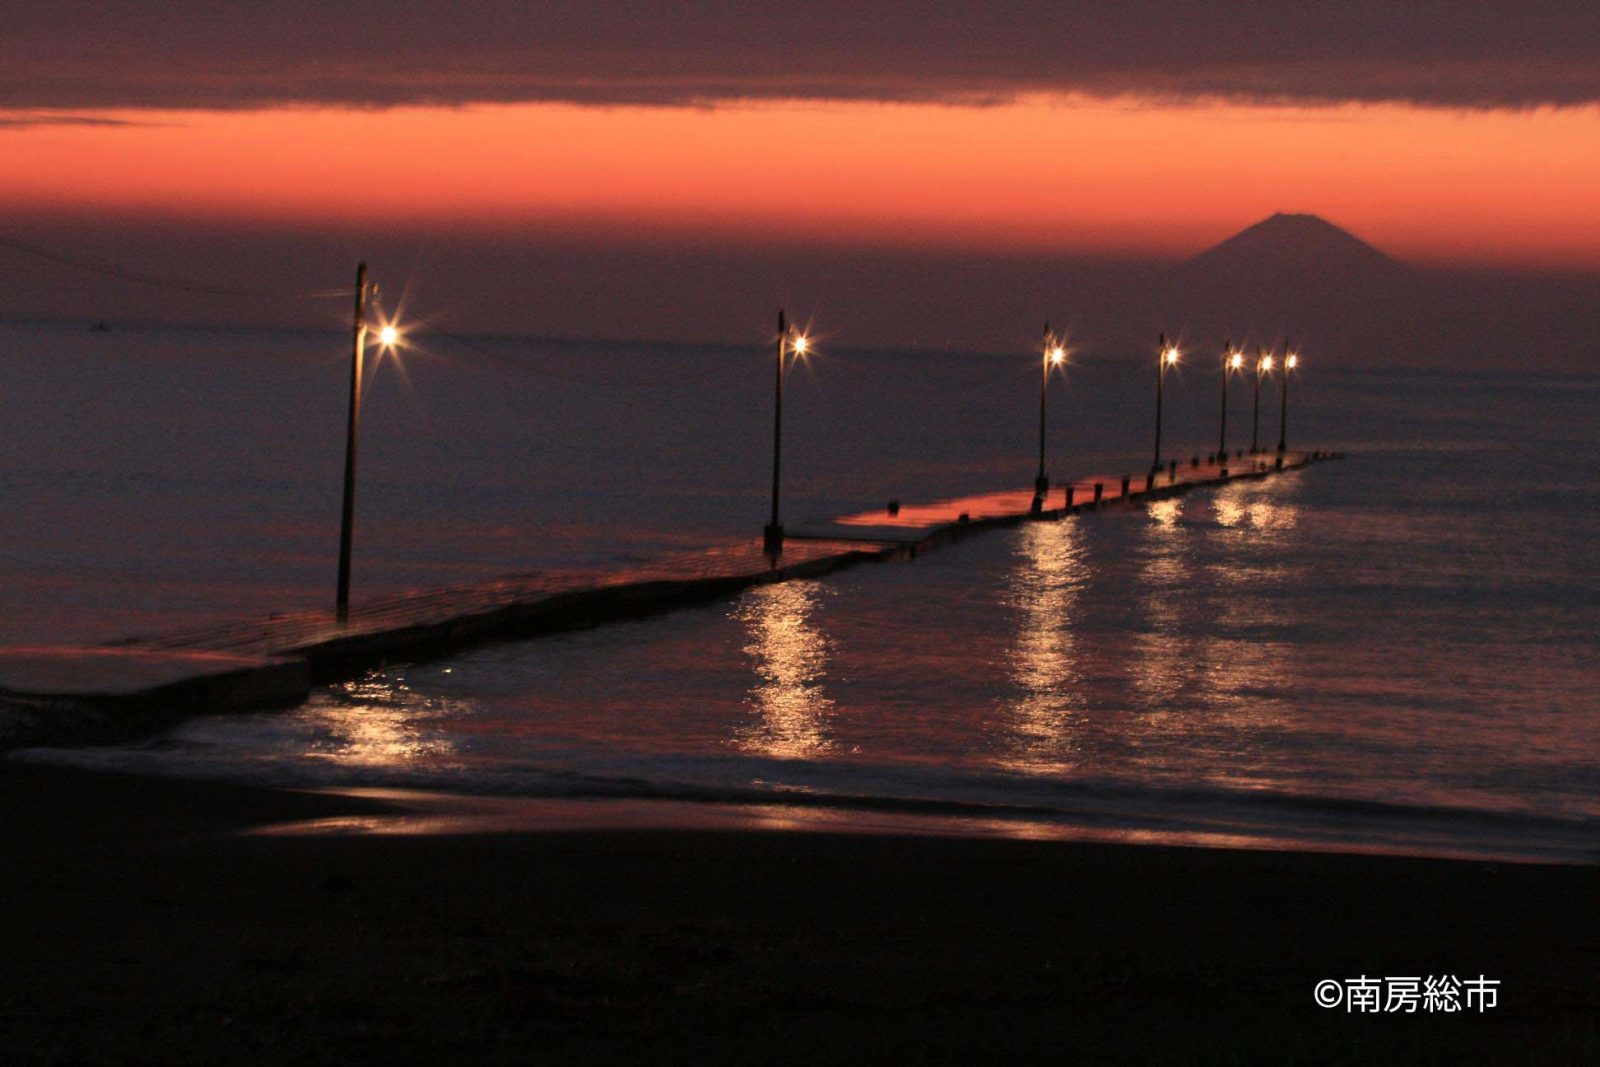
[0,232,352,300]
[2,231,1076,395]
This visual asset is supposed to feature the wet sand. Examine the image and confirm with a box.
[1,761,1594,1064]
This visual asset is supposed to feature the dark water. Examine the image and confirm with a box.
[4,321,1597,861]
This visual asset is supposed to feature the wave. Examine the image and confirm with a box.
[15,742,1597,866]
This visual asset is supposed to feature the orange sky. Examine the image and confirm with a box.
[6,95,1600,268]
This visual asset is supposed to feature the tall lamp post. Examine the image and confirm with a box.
[1035,323,1066,508]
[1219,345,1243,473]
[1278,351,1298,455]
[1153,335,1179,473]
[1251,347,1274,454]
[763,309,809,554]
[334,263,400,624]
[335,262,371,624]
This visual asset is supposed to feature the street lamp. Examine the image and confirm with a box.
[1278,351,1298,455]
[1035,322,1066,508]
[1252,347,1274,454]
[764,308,810,555]
[335,261,398,624]
[1219,345,1243,473]
[1153,334,1179,473]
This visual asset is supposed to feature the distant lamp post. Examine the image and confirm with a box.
[1153,334,1179,473]
[1220,346,1243,473]
[1035,323,1067,507]
[1252,348,1274,453]
[336,261,396,624]
[764,309,810,554]
[1278,351,1298,454]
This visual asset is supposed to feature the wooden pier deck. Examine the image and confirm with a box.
[0,450,1337,747]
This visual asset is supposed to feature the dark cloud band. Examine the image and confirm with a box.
[4,2,1598,110]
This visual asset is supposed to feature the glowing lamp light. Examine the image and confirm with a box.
[791,334,810,356]
[1048,345,1066,365]
[378,324,400,348]
[1287,354,1299,370]
[1229,352,1244,370]
[1260,354,1274,372]
[1163,347,1180,366]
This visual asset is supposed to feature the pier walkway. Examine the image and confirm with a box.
[0,450,1336,746]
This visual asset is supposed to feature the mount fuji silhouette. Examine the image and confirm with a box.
[1179,213,1407,284]
[1137,213,1425,362]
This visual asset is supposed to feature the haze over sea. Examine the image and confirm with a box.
[4,319,1597,863]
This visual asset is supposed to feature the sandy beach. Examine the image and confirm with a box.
[1,761,1593,1064]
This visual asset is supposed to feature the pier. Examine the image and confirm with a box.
[0,451,1338,747]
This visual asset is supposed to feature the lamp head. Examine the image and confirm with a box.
[1048,344,1066,365]
[378,324,400,348]
[1228,351,1243,370]
[790,333,810,356]
[1287,353,1299,370]
[1260,354,1274,372]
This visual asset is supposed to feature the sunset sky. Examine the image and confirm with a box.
[2,2,1597,349]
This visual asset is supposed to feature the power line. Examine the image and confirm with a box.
[0,233,351,300]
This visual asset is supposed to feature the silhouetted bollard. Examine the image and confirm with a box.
[1120,474,1130,497]
[1031,493,1043,514]
[958,512,970,524]
[1065,486,1075,508]
[1191,455,1200,468]
[1275,455,1283,470]
[1145,473,1155,492]
[1094,482,1103,503]
[1169,459,1178,482]
[887,499,900,516]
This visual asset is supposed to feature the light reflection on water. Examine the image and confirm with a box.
[1132,494,1195,706]
[994,518,1088,773]
[731,581,837,759]
[298,676,463,767]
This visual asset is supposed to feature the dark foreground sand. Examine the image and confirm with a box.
[0,763,1594,1065]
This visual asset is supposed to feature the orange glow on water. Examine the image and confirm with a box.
[3,97,1599,266]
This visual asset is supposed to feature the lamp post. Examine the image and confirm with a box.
[1220,345,1243,473]
[1153,334,1179,473]
[764,309,809,554]
[334,266,403,624]
[1035,323,1066,507]
[335,262,370,623]
[1278,351,1298,454]
[1252,347,1274,454]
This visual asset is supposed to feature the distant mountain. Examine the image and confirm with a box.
[1127,213,1433,365]
[1178,213,1407,286]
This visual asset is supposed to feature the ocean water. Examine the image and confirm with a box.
[4,320,1598,861]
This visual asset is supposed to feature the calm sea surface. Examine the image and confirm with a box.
[4,320,1597,861]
